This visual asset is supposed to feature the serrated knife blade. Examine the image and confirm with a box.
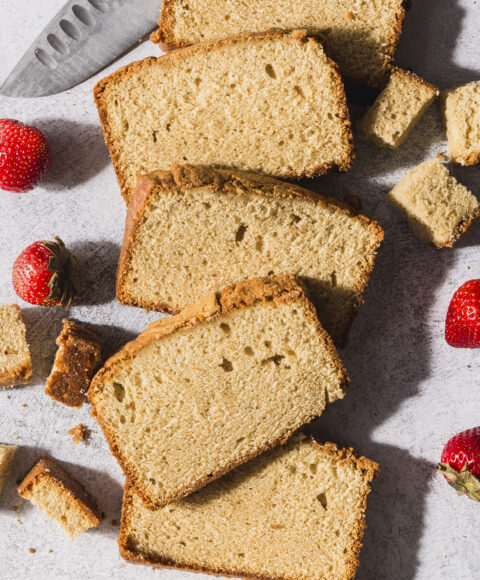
[0,0,161,98]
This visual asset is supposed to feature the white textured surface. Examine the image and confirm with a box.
[0,1,479,579]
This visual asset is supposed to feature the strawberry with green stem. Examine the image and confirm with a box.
[12,237,79,307]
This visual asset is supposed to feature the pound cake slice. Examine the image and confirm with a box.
[89,276,348,509]
[95,29,353,202]
[120,435,379,580]
[0,444,17,496]
[117,165,383,346]
[45,319,102,408]
[0,304,32,388]
[357,68,439,148]
[152,0,407,88]
[441,80,480,166]
[388,160,480,248]
[18,457,103,540]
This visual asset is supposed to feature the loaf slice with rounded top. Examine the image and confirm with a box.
[18,457,103,540]
[89,275,348,509]
[120,434,379,580]
[0,304,32,388]
[94,29,353,202]
[388,159,480,248]
[441,80,480,166]
[117,165,383,346]
[152,0,407,88]
[357,67,439,148]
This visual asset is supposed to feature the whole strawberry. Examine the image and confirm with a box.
[12,237,79,307]
[436,427,480,502]
[0,119,50,192]
[445,279,480,348]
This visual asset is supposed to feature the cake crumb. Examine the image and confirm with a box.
[437,152,446,161]
[16,519,22,524]
[69,423,90,445]
[21,403,27,408]
[111,519,118,526]
[48,549,53,553]
[12,505,19,512]
[29,548,35,554]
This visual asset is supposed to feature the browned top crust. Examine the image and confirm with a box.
[90,275,349,508]
[118,436,379,580]
[18,457,103,523]
[45,319,103,408]
[391,66,440,95]
[94,29,354,202]
[152,2,408,88]
[116,164,384,346]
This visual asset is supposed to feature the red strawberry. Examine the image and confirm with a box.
[445,279,480,348]
[12,237,79,307]
[0,119,50,192]
[436,427,480,502]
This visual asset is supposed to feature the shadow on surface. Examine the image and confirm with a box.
[35,119,110,191]
[308,227,456,579]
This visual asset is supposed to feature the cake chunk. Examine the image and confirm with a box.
[18,457,103,540]
[0,444,17,496]
[442,81,480,165]
[388,160,480,248]
[45,319,102,408]
[117,165,383,346]
[357,68,439,148]
[120,435,379,580]
[89,276,348,509]
[152,0,407,88]
[95,29,353,202]
[0,304,32,388]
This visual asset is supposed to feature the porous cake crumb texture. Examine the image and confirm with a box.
[117,165,383,346]
[90,276,348,509]
[442,80,480,165]
[154,0,407,88]
[120,436,379,580]
[0,304,32,388]
[388,159,480,248]
[357,67,439,148]
[95,30,353,202]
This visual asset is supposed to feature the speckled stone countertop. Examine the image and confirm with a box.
[0,1,479,579]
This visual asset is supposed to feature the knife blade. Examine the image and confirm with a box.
[0,0,161,98]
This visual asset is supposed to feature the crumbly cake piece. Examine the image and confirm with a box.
[357,67,439,148]
[0,304,32,388]
[442,80,480,165]
[89,275,349,509]
[45,319,102,408]
[117,164,383,346]
[152,0,407,88]
[120,435,379,580]
[69,424,90,445]
[18,457,103,540]
[388,160,480,248]
[95,29,354,202]
[0,444,17,496]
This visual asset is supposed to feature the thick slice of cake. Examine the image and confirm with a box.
[357,67,439,148]
[117,165,383,346]
[18,457,103,540]
[45,319,102,408]
[442,80,480,165]
[0,304,32,388]
[95,29,353,202]
[388,160,480,248]
[89,276,348,509]
[152,0,407,88]
[120,435,379,580]
[0,444,17,496]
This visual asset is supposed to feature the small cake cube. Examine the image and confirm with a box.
[0,444,17,495]
[357,67,439,148]
[442,80,480,165]
[0,304,32,388]
[388,160,480,248]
